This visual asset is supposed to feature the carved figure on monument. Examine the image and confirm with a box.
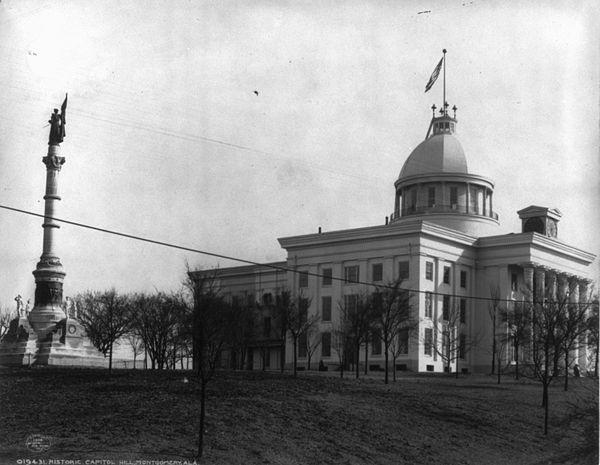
[48,94,67,145]
[25,299,31,315]
[14,295,24,317]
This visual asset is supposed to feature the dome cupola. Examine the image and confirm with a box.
[390,103,499,236]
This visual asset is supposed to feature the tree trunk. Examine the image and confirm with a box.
[543,383,549,435]
[355,345,360,379]
[197,380,207,459]
[133,353,137,370]
[109,339,113,375]
[491,314,496,374]
[392,355,397,382]
[595,342,599,378]
[364,342,368,376]
[293,340,297,378]
[515,343,520,380]
[384,345,389,384]
[564,350,569,391]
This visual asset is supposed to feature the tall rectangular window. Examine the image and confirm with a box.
[344,265,359,284]
[299,298,309,323]
[298,332,307,358]
[299,271,309,288]
[398,328,409,355]
[428,186,436,207]
[443,266,451,284]
[424,328,433,355]
[398,261,409,281]
[322,268,332,286]
[344,294,359,313]
[322,296,332,322]
[460,299,466,324]
[425,262,433,281]
[511,273,518,291]
[450,186,458,206]
[321,332,331,357]
[460,270,467,288]
[425,292,433,318]
[443,295,451,320]
[372,263,383,282]
[459,334,466,359]
[263,316,271,338]
[371,330,382,355]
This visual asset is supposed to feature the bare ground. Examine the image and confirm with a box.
[0,367,597,464]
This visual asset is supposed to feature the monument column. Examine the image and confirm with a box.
[28,97,68,339]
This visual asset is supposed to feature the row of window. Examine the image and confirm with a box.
[299,263,468,288]
[297,329,410,359]
[299,262,412,288]
[425,262,468,288]
[423,328,467,359]
[424,293,467,323]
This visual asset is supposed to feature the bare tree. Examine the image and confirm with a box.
[587,297,599,378]
[370,280,413,384]
[305,324,322,370]
[130,292,187,370]
[125,331,144,369]
[531,291,570,435]
[488,285,502,374]
[339,293,374,379]
[76,289,135,374]
[558,285,594,391]
[185,268,231,460]
[0,306,15,341]
[331,316,352,379]
[276,291,317,377]
[500,299,532,380]
[431,296,478,377]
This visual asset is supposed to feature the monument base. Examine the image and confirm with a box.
[0,316,106,368]
[0,316,39,366]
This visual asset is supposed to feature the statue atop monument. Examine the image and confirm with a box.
[48,94,68,146]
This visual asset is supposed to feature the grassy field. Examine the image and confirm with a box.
[0,367,597,465]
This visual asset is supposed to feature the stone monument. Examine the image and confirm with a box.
[0,96,105,367]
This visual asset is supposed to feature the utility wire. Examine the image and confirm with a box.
[0,203,592,307]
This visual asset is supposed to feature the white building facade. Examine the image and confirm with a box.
[192,105,595,374]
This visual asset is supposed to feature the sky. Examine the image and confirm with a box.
[0,0,598,309]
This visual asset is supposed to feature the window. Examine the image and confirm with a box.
[459,334,466,359]
[425,292,433,318]
[322,296,332,322]
[511,273,518,292]
[299,298,309,323]
[398,328,409,355]
[460,299,466,324]
[344,294,359,313]
[398,261,409,281]
[425,262,433,281]
[443,295,450,320]
[428,187,436,207]
[298,332,307,358]
[262,293,273,305]
[263,317,271,338]
[246,293,255,307]
[372,263,383,282]
[443,266,450,284]
[371,330,382,355]
[424,328,433,355]
[344,265,359,284]
[321,332,331,357]
[450,186,458,206]
[322,268,332,286]
[460,270,467,289]
[299,271,309,288]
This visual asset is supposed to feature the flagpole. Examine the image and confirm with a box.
[442,49,447,115]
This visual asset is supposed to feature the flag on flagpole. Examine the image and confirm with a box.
[425,57,444,93]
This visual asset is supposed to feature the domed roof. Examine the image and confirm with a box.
[399,133,468,178]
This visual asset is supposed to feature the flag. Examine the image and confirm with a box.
[425,57,443,93]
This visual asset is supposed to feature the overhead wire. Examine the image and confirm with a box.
[0,203,593,307]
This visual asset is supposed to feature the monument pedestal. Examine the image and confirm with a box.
[35,317,106,367]
[0,315,38,366]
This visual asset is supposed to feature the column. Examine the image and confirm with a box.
[578,281,590,373]
[545,270,557,301]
